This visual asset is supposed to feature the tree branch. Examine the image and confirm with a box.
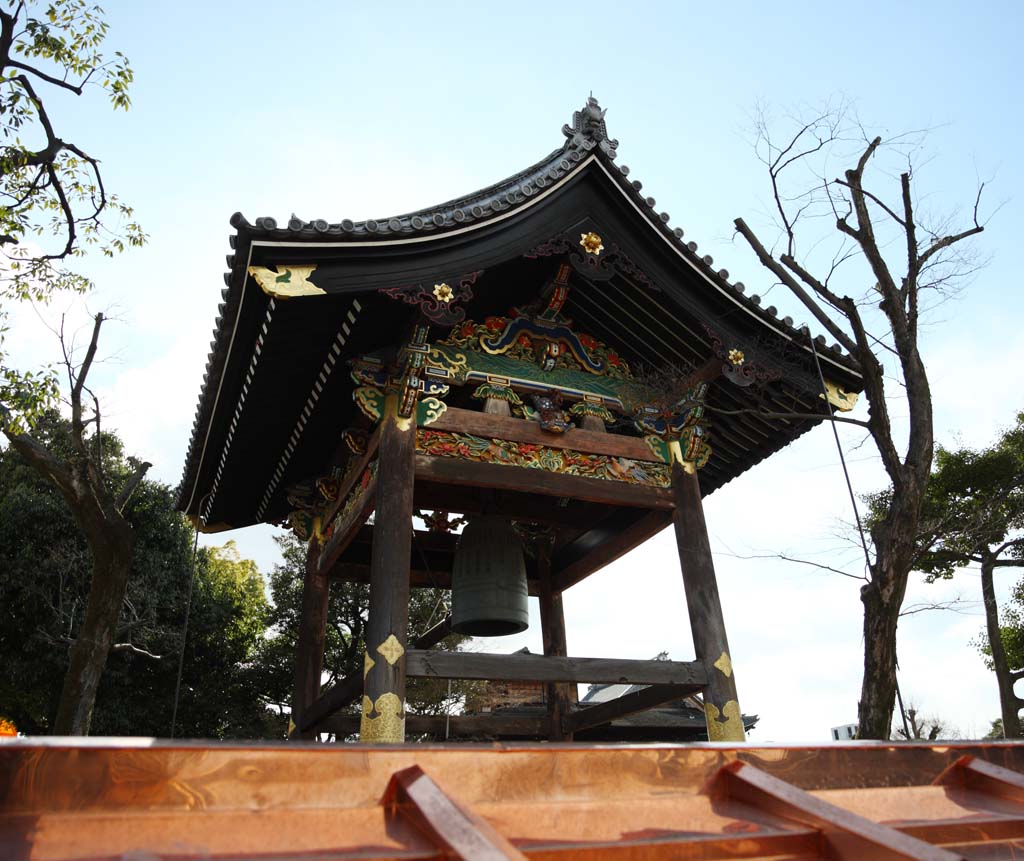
[115,460,152,513]
[110,642,162,660]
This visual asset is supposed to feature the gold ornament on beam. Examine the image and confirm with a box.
[376,634,405,666]
[579,231,604,255]
[713,651,733,678]
[360,692,405,743]
[432,282,454,303]
[821,380,859,412]
[727,349,745,366]
[705,700,745,741]
[248,265,325,299]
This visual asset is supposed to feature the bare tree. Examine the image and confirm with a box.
[733,104,989,738]
[1,312,150,734]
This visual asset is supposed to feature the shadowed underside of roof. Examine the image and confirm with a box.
[176,98,862,529]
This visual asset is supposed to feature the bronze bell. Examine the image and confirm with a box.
[450,517,529,636]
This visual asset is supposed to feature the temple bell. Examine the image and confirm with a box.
[450,517,530,636]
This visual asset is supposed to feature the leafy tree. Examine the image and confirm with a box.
[0,1,146,735]
[0,0,143,427]
[868,415,1024,736]
[734,105,988,737]
[0,414,270,736]
[255,533,472,736]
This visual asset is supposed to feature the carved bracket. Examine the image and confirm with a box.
[379,271,481,325]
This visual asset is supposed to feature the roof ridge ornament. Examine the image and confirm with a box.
[563,95,618,158]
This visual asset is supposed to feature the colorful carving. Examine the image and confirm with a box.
[528,392,573,434]
[417,510,469,533]
[360,692,405,743]
[378,270,480,325]
[705,700,745,742]
[353,385,446,428]
[416,429,670,488]
[704,323,782,388]
[471,383,523,408]
[248,265,325,299]
[570,401,615,424]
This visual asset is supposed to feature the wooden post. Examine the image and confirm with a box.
[360,397,416,743]
[671,460,745,741]
[537,537,572,741]
[291,536,330,739]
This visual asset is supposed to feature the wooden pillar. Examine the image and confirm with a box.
[538,538,572,741]
[360,398,416,743]
[291,536,329,739]
[671,461,745,741]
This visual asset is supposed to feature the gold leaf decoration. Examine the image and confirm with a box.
[579,231,604,255]
[376,634,405,666]
[727,348,745,366]
[822,380,860,412]
[247,265,325,299]
[713,651,733,678]
[433,282,453,303]
[360,692,405,743]
[363,651,375,679]
[705,700,745,742]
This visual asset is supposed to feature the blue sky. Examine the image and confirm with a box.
[10,0,1024,740]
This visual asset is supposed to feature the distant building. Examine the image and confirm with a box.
[832,723,858,741]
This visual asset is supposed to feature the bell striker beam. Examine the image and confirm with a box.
[360,395,416,743]
[537,538,572,741]
[291,536,330,739]
[672,458,745,742]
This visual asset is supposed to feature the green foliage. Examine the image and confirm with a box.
[866,413,1024,582]
[0,1,145,432]
[0,413,271,737]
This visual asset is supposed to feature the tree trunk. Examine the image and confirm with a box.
[53,518,135,735]
[980,555,1022,738]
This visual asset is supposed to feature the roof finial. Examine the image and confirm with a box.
[563,95,618,158]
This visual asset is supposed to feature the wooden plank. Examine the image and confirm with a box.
[673,463,743,741]
[290,541,331,739]
[324,712,549,738]
[406,650,708,686]
[430,406,656,462]
[934,754,1024,803]
[717,761,962,861]
[564,684,699,735]
[555,509,671,592]
[382,765,528,860]
[415,454,673,509]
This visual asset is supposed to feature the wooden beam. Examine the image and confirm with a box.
[323,711,548,739]
[302,616,455,734]
[715,761,961,861]
[290,541,330,739]
[321,425,380,526]
[359,406,416,743]
[555,509,672,592]
[563,684,698,735]
[414,481,599,528]
[673,463,744,741]
[430,406,655,462]
[315,474,377,578]
[538,539,571,742]
[406,650,707,686]
[382,765,529,860]
[415,454,673,509]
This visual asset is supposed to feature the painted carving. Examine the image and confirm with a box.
[417,510,469,533]
[376,634,405,666]
[823,380,859,412]
[705,700,745,742]
[525,232,656,289]
[416,429,670,488]
[528,392,573,434]
[360,692,405,743]
[248,265,325,299]
[704,323,782,389]
[378,270,480,325]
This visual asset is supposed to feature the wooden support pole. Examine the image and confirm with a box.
[290,538,330,739]
[360,399,416,743]
[537,538,571,741]
[671,461,745,741]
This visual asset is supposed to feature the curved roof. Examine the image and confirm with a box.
[177,97,862,527]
